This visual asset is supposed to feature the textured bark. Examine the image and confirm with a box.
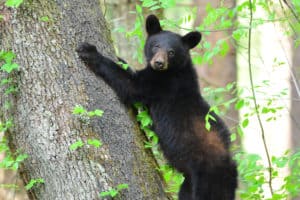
[0,1,167,199]
[292,46,300,149]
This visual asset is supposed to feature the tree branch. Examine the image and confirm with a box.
[248,0,274,195]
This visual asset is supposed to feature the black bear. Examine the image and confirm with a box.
[76,15,237,200]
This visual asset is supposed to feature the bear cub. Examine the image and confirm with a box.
[77,14,237,200]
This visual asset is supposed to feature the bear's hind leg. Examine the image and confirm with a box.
[178,174,192,200]
[191,160,237,200]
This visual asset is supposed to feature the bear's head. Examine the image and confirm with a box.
[144,15,201,71]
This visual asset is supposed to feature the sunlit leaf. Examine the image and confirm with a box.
[5,0,23,8]
[69,140,84,151]
[87,139,102,148]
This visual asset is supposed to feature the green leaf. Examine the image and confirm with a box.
[242,118,249,128]
[72,105,86,115]
[5,0,23,8]
[93,109,104,117]
[144,141,153,148]
[272,156,289,168]
[142,0,157,8]
[133,102,143,109]
[226,82,234,91]
[15,153,28,162]
[203,41,211,49]
[87,139,102,148]
[0,51,15,63]
[261,107,269,114]
[99,189,118,197]
[232,29,244,41]
[192,55,203,65]
[1,78,12,86]
[88,109,104,117]
[1,63,19,73]
[160,0,176,8]
[136,4,142,14]
[219,40,229,56]
[99,191,112,197]
[237,126,244,137]
[69,140,84,151]
[117,183,129,190]
[230,133,236,142]
[205,114,211,131]
[4,85,18,95]
[137,111,152,127]
[0,156,14,169]
[149,5,161,10]
[117,61,129,70]
[164,169,173,181]
[25,178,44,190]
[235,99,244,110]
[109,189,119,197]
[39,16,50,22]
[141,116,152,127]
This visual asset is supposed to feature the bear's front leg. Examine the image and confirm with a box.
[76,42,104,73]
[76,42,139,105]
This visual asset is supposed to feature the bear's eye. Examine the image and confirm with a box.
[152,44,160,53]
[168,50,175,57]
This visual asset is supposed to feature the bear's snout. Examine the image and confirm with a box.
[150,50,168,71]
[154,61,164,70]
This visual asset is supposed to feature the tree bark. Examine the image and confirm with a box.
[0,1,167,199]
[292,45,300,200]
[291,46,300,150]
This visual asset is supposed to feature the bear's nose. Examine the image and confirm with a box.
[154,61,164,69]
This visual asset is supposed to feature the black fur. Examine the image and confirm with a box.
[76,15,237,200]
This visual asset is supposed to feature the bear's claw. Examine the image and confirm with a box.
[76,42,99,63]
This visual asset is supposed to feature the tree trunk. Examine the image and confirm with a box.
[292,46,300,200]
[0,1,167,199]
[292,46,300,150]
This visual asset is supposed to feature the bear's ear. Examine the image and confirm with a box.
[146,15,162,36]
[182,31,202,49]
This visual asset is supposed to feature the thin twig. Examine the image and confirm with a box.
[247,0,274,196]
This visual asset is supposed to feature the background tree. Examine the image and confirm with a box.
[193,0,238,130]
[292,47,300,149]
[0,0,168,199]
[292,39,300,200]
